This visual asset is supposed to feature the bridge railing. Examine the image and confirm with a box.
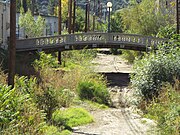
[16,33,168,51]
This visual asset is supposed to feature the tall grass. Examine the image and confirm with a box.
[145,80,180,135]
[0,67,6,84]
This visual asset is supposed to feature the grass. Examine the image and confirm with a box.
[41,125,71,135]
[85,100,109,110]
[52,107,94,128]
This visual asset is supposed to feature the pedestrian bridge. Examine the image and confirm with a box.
[16,32,167,52]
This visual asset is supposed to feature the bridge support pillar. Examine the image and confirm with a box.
[58,51,62,65]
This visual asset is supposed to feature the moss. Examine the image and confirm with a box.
[52,107,94,128]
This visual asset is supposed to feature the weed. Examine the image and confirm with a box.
[0,67,7,84]
[144,81,180,135]
[122,50,143,64]
[0,76,45,134]
[77,80,110,105]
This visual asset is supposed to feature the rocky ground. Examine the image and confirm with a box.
[72,53,157,135]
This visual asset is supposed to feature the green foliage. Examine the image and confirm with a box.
[19,9,45,38]
[156,25,176,39]
[36,86,59,120]
[41,125,72,135]
[122,50,143,64]
[77,81,110,105]
[62,49,97,69]
[0,85,21,127]
[41,125,62,135]
[84,100,109,110]
[52,108,93,128]
[131,44,180,101]
[111,11,123,33]
[75,7,86,32]
[121,0,174,35]
[34,52,60,70]
[36,86,76,120]
[0,76,45,134]
[145,82,180,135]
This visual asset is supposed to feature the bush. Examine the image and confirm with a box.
[52,108,93,128]
[156,25,176,39]
[0,77,45,134]
[41,125,71,135]
[33,52,60,70]
[145,82,180,135]
[131,44,180,101]
[36,87,76,120]
[77,81,110,105]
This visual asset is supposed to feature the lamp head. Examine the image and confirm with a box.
[107,2,112,8]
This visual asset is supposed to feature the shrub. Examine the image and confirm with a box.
[33,52,59,70]
[77,80,110,105]
[156,25,176,39]
[36,86,59,120]
[41,125,71,135]
[52,108,93,128]
[0,77,45,134]
[145,81,180,135]
[131,44,180,101]
[122,50,144,64]
[36,86,76,120]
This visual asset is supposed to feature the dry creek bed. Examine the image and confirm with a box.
[72,53,157,135]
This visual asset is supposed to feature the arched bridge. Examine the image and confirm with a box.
[16,33,167,52]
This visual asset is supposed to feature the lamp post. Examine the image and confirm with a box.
[107,2,112,33]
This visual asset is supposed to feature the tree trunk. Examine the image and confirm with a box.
[23,0,27,12]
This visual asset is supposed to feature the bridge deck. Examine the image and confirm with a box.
[15,33,167,52]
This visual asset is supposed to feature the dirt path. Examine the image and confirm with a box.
[92,53,132,73]
[72,53,156,135]
[72,108,155,135]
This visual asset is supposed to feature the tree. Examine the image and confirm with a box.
[54,0,68,22]
[121,0,174,35]
[111,11,123,32]
[19,9,45,38]
[22,0,27,12]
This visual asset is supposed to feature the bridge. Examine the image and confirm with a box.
[16,32,167,52]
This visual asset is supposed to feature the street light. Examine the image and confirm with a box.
[107,2,112,33]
